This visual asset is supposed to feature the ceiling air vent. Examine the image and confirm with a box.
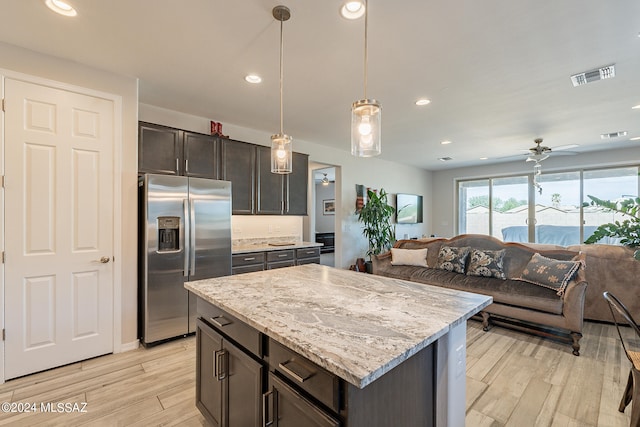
[438,157,452,162]
[600,131,627,139]
[570,64,615,87]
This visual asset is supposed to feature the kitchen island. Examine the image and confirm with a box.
[185,264,491,427]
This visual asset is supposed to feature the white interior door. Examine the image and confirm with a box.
[4,77,114,379]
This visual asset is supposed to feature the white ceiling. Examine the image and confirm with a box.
[3,0,639,171]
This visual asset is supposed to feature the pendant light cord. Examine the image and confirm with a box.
[279,17,284,134]
[363,0,368,99]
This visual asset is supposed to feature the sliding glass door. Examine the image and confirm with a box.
[492,176,529,242]
[457,165,639,245]
[583,167,639,244]
[534,171,581,245]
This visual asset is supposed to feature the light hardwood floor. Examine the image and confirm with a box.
[0,320,632,426]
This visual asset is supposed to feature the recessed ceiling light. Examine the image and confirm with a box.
[438,157,452,162]
[44,0,77,17]
[479,157,488,160]
[415,98,431,106]
[440,140,452,145]
[632,104,640,109]
[245,75,262,84]
[340,1,365,19]
[630,136,640,141]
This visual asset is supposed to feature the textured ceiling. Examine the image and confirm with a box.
[2,0,639,170]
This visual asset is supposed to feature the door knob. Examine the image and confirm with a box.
[94,256,110,263]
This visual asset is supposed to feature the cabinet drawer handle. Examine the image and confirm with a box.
[215,350,227,381]
[244,257,256,261]
[278,254,288,258]
[306,251,315,254]
[262,390,276,427]
[210,316,231,328]
[278,361,314,383]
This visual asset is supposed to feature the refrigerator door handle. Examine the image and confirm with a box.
[183,198,190,277]
[190,198,196,276]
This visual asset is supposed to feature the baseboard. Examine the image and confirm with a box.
[116,339,140,353]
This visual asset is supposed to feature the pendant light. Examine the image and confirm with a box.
[351,0,381,157]
[321,173,330,186]
[271,5,293,174]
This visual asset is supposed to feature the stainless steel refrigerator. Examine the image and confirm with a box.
[139,174,231,345]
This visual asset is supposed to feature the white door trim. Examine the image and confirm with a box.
[0,68,124,382]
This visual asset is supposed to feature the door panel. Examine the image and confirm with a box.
[4,77,114,379]
[72,271,99,338]
[24,275,56,348]
[73,149,100,251]
[25,144,55,254]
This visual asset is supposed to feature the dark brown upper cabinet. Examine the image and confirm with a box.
[138,122,218,179]
[221,139,256,215]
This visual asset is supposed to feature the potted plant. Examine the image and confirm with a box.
[357,188,396,272]
[584,195,640,260]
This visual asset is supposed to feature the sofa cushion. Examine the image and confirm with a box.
[408,267,564,315]
[390,248,428,267]
[436,246,470,274]
[467,249,506,279]
[517,253,581,296]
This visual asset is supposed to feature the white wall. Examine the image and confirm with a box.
[140,104,432,268]
[431,147,640,238]
[315,182,336,233]
[0,42,139,348]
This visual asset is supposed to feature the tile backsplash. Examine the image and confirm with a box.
[231,215,303,246]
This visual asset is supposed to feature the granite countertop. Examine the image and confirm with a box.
[185,264,491,389]
[232,241,323,254]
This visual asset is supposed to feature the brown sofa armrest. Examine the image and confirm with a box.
[372,251,391,275]
[562,279,588,333]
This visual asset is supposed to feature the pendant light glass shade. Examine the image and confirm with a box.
[351,99,381,157]
[271,133,292,173]
[351,0,381,157]
[271,6,293,174]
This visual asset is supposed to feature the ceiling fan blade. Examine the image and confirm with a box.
[552,144,580,151]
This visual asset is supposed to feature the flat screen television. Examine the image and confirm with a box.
[396,193,423,224]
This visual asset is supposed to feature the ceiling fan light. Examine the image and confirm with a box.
[526,153,549,162]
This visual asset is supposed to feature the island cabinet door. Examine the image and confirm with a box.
[196,319,225,426]
[264,372,341,427]
[197,318,264,427]
[226,339,264,426]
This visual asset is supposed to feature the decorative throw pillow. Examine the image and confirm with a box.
[517,253,581,296]
[390,248,428,267]
[436,246,470,274]
[466,249,506,279]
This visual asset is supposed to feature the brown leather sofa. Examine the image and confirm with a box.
[373,234,588,355]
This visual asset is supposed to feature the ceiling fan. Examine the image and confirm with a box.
[523,138,578,162]
[526,138,551,162]
[522,138,578,194]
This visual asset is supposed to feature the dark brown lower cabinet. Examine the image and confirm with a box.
[265,372,340,427]
[196,319,263,427]
[195,298,435,427]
